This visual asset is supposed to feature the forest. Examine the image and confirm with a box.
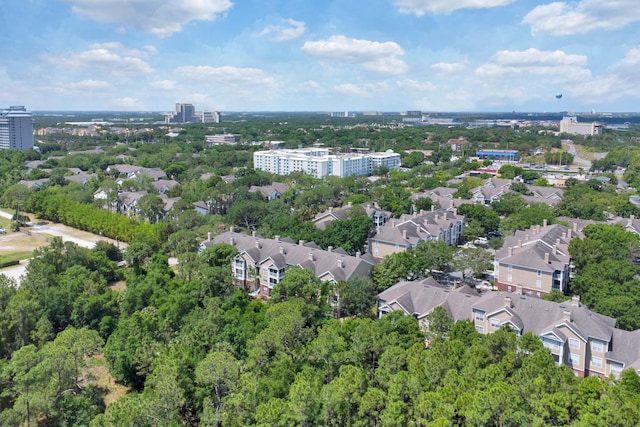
[1,115,640,425]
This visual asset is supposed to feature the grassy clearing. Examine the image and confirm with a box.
[84,354,130,406]
[0,251,32,264]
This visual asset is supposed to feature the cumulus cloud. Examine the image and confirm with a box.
[61,0,233,37]
[569,47,640,102]
[392,0,514,16]
[302,35,408,74]
[430,60,468,73]
[523,0,640,36]
[174,65,278,87]
[258,18,306,41]
[44,43,154,75]
[110,97,142,109]
[150,80,178,90]
[67,79,115,91]
[332,82,390,97]
[475,48,590,81]
[396,79,436,91]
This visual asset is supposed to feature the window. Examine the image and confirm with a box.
[508,264,513,271]
[537,270,542,277]
[507,274,512,282]
[536,280,542,288]
[542,337,562,351]
[490,318,501,328]
[474,310,485,321]
[475,325,484,333]
[591,357,602,368]
[569,353,580,365]
[591,340,604,352]
[610,362,623,376]
[569,338,580,349]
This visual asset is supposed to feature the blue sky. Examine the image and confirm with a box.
[2,0,640,112]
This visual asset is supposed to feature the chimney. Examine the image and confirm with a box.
[545,252,550,263]
[515,285,523,295]
[435,214,439,221]
[556,238,560,247]
[328,246,333,252]
[252,230,256,237]
[207,232,211,242]
[275,235,280,242]
[567,229,572,239]
[230,226,235,233]
[255,241,261,249]
[518,239,522,248]
[504,296,512,308]
[356,251,361,258]
[329,206,333,212]
[508,247,513,256]
[571,295,580,306]
[279,246,285,254]
[392,220,396,227]
[431,204,435,212]
[417,225,421,234]
[561,232,566,239]
[543,219,548,227]
[230,237,235,246]
[552,245,557,255]
[572,222,577,232]
[453,208,458,216]
[299,240,304,246]
[563,309,571,322]
[309,252,315,261]
[525,234,529,241]
[366,203,371,209]
[337,258,344,268]
[402,229,407,240]
[444,212,448,220]
[420,209,424,215]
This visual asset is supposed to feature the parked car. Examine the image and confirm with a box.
[0,228,6,234]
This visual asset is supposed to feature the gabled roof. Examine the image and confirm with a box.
[206,231,376,282]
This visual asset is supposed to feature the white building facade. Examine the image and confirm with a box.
[0,106,34,151]
[253,148,400,178]
[560,117,604,136]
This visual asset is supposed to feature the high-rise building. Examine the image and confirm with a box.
[0,106,34,151]
[201,110,221,123]
[165,102,197,123]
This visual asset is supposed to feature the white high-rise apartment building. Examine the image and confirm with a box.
[253,148,400,178]
[0,106,34,151]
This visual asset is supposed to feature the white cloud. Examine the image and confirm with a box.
[150,80,178,90]
[302,80,320,89]
[259,18,306,42]
[62,0,233,37]
[392,0,514,16]
[67,79,115,91]
[475,48,590,81]
[431,60,468,73]
[302,35,408,74]
[174,65,278,87]
[110,97,142,109]
[568,48,640,102]
[523,0,640,36]
[332,82,390,97]
[44,43,154,75]
[396,79,436,91]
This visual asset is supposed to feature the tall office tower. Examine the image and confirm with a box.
[201,110,221,123]
[165,102,197,123]
[0,106,34,151]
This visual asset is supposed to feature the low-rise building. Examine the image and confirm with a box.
[494,221,580,295]
[369,208,465,259]
[560,117,604,136]
[202,230,376,298]
[378,278,640,378]
[313,202,392,229]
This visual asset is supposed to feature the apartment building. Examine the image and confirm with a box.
[369,208,465,259]
[378,278,640,378]
[202,230,376,298]
[253,148,400,178]
[494,221,580,295]
[560,116,604,136]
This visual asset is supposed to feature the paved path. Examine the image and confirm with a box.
[0,218,127,285]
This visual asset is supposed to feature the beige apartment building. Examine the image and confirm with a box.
[378,279,638,378]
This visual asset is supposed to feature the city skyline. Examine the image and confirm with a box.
[2,0,640,113]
